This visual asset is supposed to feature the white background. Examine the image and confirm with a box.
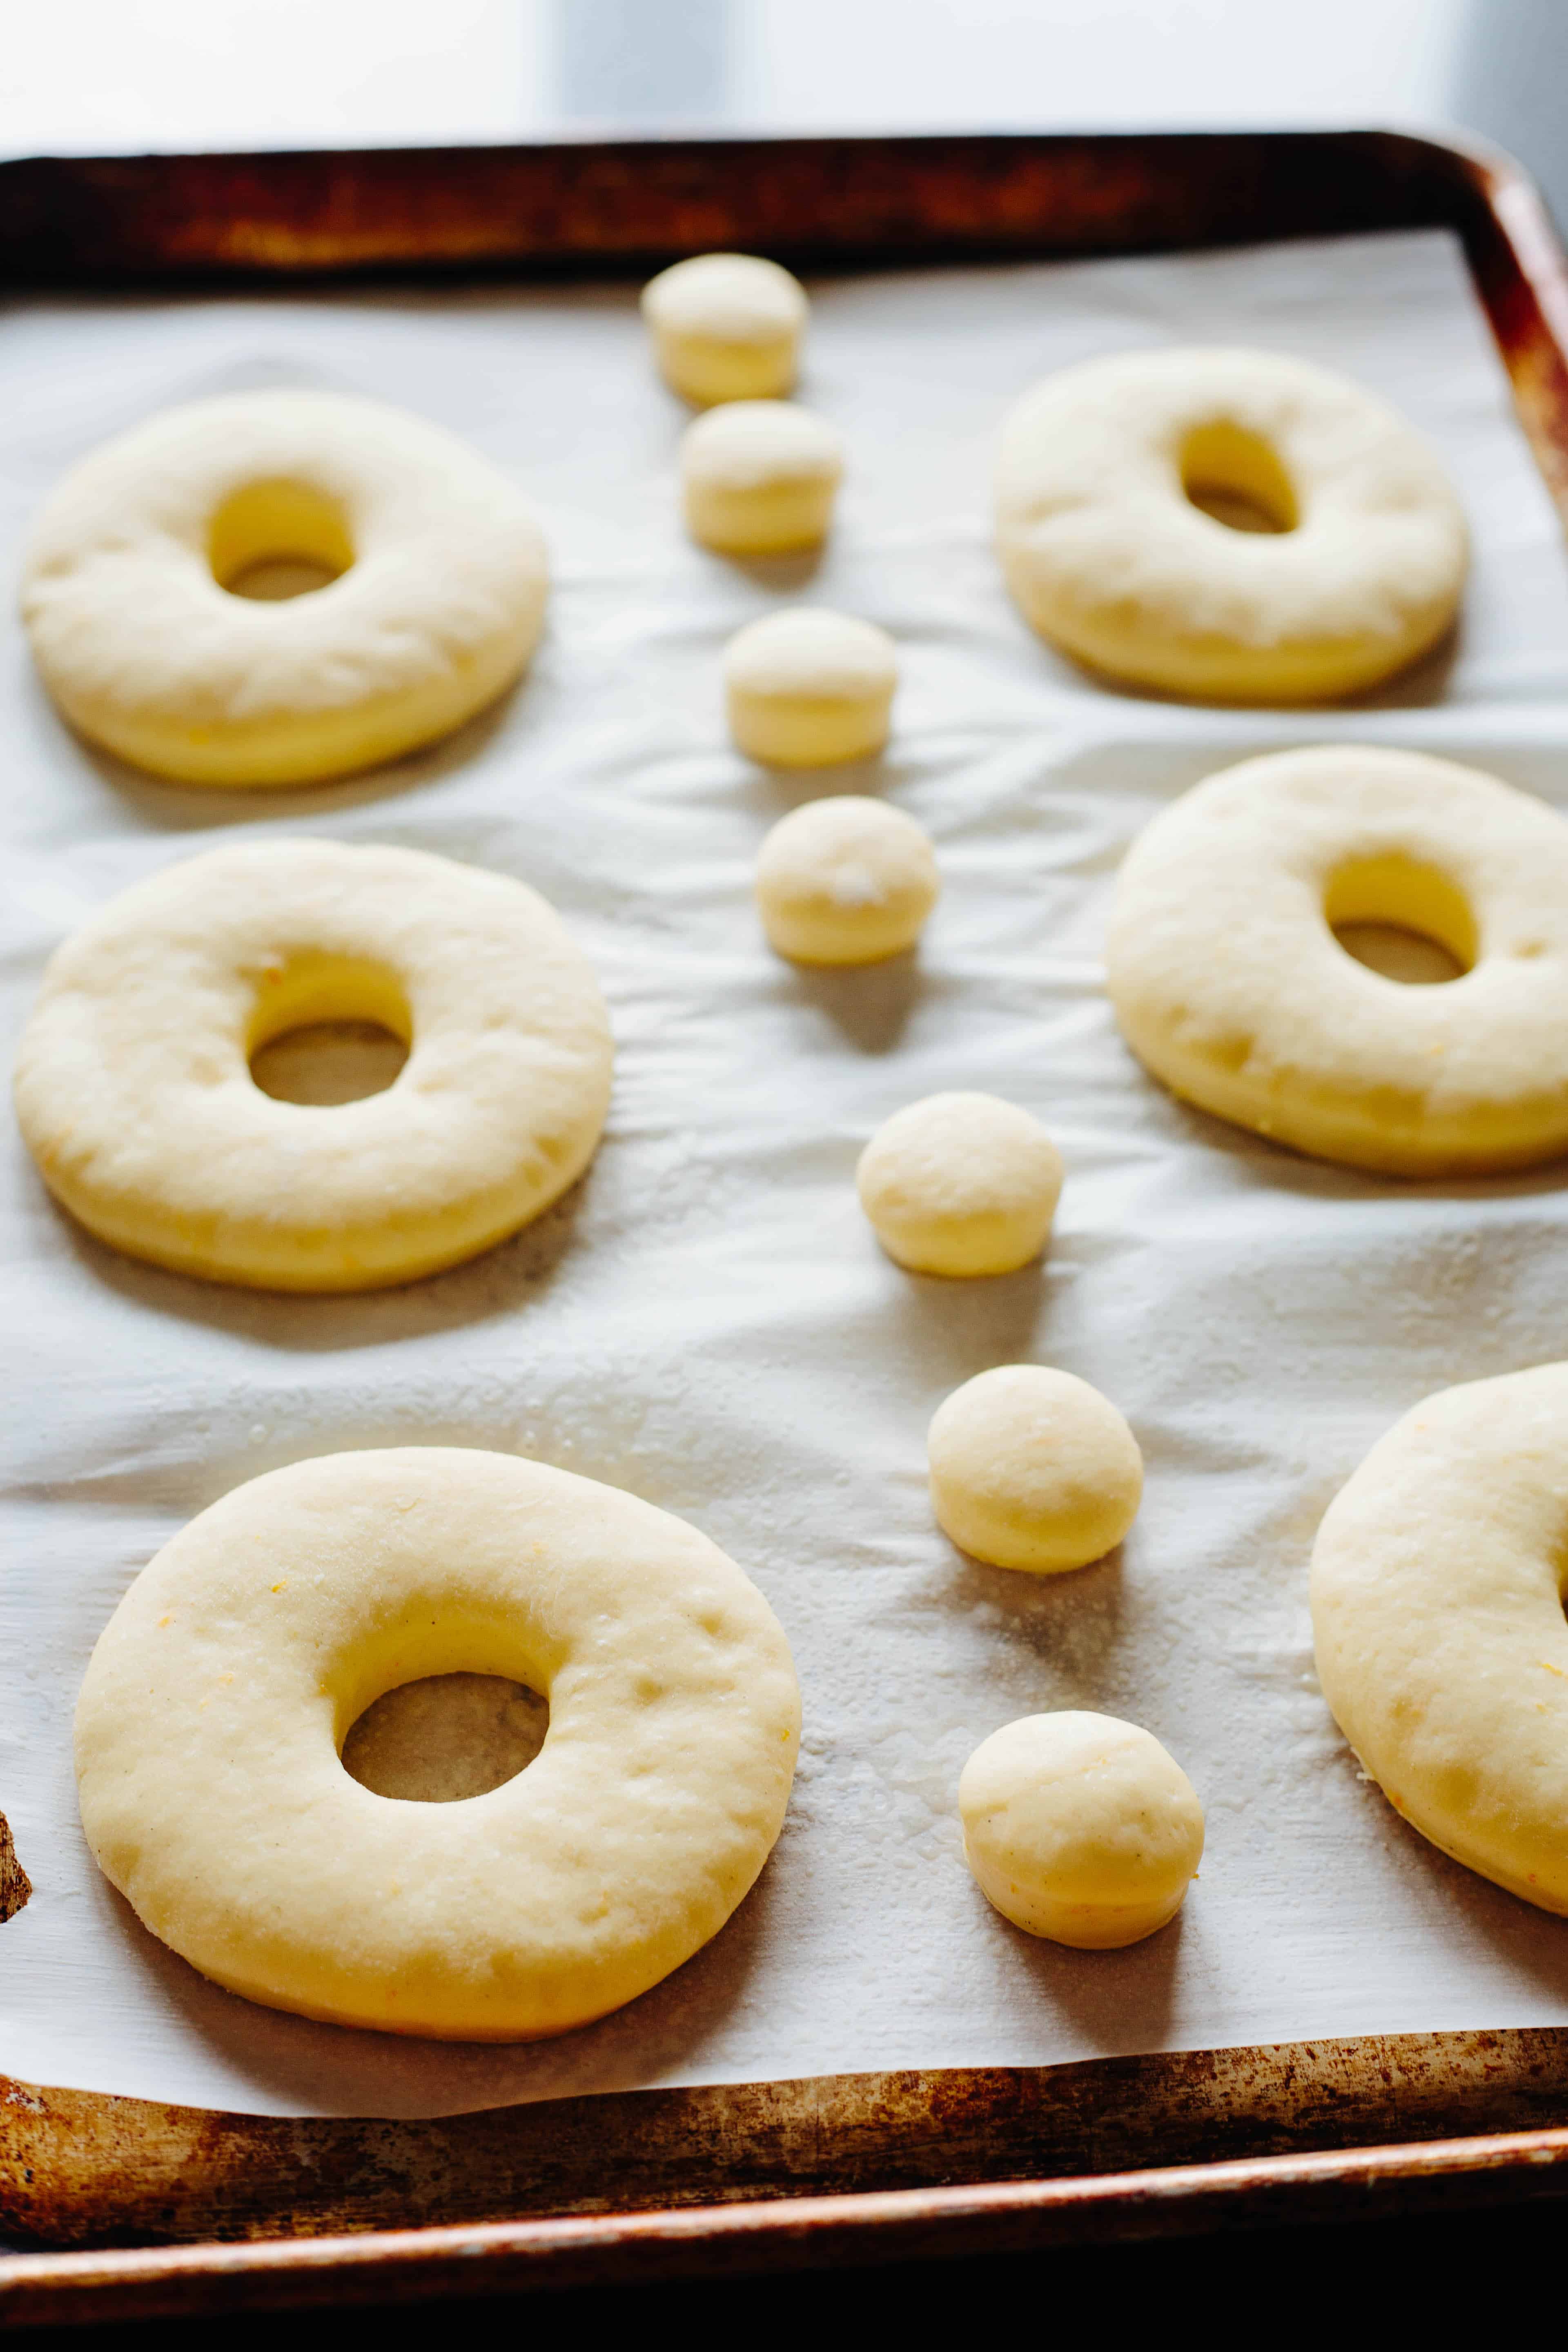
[0,2,1471,151]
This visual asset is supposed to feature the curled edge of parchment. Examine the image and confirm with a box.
[0,1809,31,1921]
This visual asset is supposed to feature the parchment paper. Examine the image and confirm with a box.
[6,228,1568,2123]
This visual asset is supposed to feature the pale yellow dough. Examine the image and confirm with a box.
[960,1713,1204,1948]
[1108,744,1568,1177]
[13,837,612,1292]
[74,1448,801,2039]
[1311,1365,1568,1917]
[929,1365,1142,1574]
[20,390,550,786]
[857,1092,1062,1276]
[641,253,808,405]
[725,609,897,767]
[996,347,1466,702]
[756,795,938,965]
[682,401,844,555]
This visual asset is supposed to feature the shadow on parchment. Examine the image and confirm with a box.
[1334,621,1463,713]
[880,1250,1051,1388]
[785,947,930,1056]
[987,1890,1187,2051]
[739,748,894,818]
[1324,1742,1568,2002]
[713,544,826,598]
[47,1163,594,1357]
[89,1838,795,2122]
[24,653,551,834]
[944,1543,1127,1702]
[1129,1040,1568,1209]
[1031,613,1463,718]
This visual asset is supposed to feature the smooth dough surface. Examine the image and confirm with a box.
[682,401,843,555]
[1311,1365,1568,1918]
[641,253,807,405]
[755,795,938,965]
[960,1713,1204,1947]
[21,390,550,786]
[928,1365,1142,1574]
[725,608,897,767]
[857,1091,1062,1276]
[1108,744,1568,1177]
[74,1448,801,2039]
[996,346,1466,702]
[13,837,612,1292]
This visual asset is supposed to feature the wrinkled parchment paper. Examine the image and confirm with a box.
[6,228,1568,2121]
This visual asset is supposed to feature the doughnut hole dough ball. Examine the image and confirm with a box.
[929,1365,1142,1574]
[996,347,1466,702]
[857,1092,1063,1277]
[74,1448,801,2038]
[755,795,939,966]
[12,837,613,1292]
[960,1713,1205,1948]
[725,609,897,768]
[20,390,550,787]
[642,253,808,405]
[682,402,844,555]
[1107,744,1568,1177]
[1311,1363,1568,1916]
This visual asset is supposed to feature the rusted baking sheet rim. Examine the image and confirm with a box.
[4,2123,1568,2325]
[1,127,1565,510]
[8,2028,1568,2254]
[0,123,1556,285]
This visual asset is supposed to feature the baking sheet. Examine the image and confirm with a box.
[5,228,1568,2123]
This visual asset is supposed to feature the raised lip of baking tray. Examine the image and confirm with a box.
[4,121,1568,2321]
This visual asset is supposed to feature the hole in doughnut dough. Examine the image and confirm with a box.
[1180,422,1298,535]
[1332,924,1466,986]
[226,557,343,601]
[247,953,411,1106]
[1325,854,1475,986]
[250,1022,409,1105]
[341,1674,549,1802]
[209,478,354,601]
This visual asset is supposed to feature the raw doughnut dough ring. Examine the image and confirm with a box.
[755,795,939,965]
[725,609,897,768]
[996,347,1466,702]
[682,401,844,555]
[960,1713,1204,1947]
[13,837,612,1292]
[1311,1364,1568,1916]
[74,1448,801,2039]
[1108,744,1568,1177]
[642,253,808,405]
[928,1365,1142,1574]
[21,390,549,786]
[857,1091,1062,1276]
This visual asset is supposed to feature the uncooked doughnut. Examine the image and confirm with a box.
[1311,1364,1568,1917]
[682,401,843,555]
[21,390,549,786]
[929,1365,1142,1573]
[996,347,1466,702]
[755,795,938,965]
[74,1448,801,2039]
[13,837,612,1292]
[725,609,897,767]
[857,1092,1062,1276]
[960,1713,1204,1947]
[1108,744,1568,1176]
[641,253,807,405]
